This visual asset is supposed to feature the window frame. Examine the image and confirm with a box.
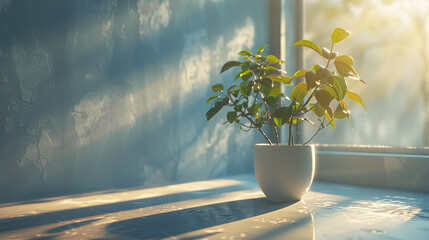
[279,1,429,193]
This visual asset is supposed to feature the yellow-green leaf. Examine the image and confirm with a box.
[331,75,347,100]
[310,103,325,118]
[305,71,317,90]
[291,82,308,103]
[211,84,224,92]
[315,89,333,110]
[257,45,268,54]
[293,69,307,78]
[240,68,251,77]
[335,55,354,66]
[266,55,284,64]
[325,110,336,129]
[206,95,220,105]
[334,101,350,119]
[238,50,252,56]
[346,90,366,111]
[334,61,358,77]
[239,81,251,97]
[323,85,337,99]
[268,70,306,85]
[331,28,351,43]
[267,75,292,84]
[268,85,282,97]
[265,66,286,74]
[273,106,293,127]
[293,40,323,56]
[322,47,338,60]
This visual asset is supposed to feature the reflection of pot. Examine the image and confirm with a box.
[254,144,316,202]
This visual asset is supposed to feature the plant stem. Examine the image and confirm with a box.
[303,116,336,145]
[252,69,279,145]
[303,122,323,145]
[325,43,335,69]
[258,91,279,145]
[228,92,273,145]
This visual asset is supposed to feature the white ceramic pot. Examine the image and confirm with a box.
[254,144,316,202]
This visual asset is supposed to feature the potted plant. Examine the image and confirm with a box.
[206,28,366,201]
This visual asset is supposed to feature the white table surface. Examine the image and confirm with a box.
[1,174,428,239]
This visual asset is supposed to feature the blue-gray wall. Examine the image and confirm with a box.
[0,0,271,201]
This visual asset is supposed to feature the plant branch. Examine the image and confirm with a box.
[253,69,279,144]
[227,92,272,145]
[325,42,335,69]
[303,116,336,145]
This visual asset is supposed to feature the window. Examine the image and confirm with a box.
[303,0,429,147]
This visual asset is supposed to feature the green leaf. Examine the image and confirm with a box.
[228,85,239,97]
[241,70,252,81]
[342,101,353,128]
[323,85,337,99]
[239,81,252,97]
[315,66,331,82]
[334,101,350,119]
[247,103,263,115]
[206,95,220,105]
[227,111,237,123]
[290,117,304,125]
[257,45,268,54]
[259,77,272,87]
[305,70,317,90]
[268,70,306,86]
[211,84,224,92]
[331,28,351,43]
[260,78,272,96]
[234,71,241,81]
[293,69,307,78]
[325,108,336,129]
[310,103,325,118]
[267,84,282,97]
[242,61,257,70]
[255,119,264,129]
[253,54,261,60]
[265,66,286,74]
[315,89,333,110]
[267,75,292,85]
[264,97,277,108]
[290,82,308,103]
[266,55,284,64]
[238,50,252,56]
[221,61,241,73]
[273,106,293,126]
[206,101,224,121]
[346,90,366,111]
[331,75,347,100]
[240,68,251,77]
[227,85,238,92]
[293,40,323,56]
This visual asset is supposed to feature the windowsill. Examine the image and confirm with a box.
[1,174,428,239]
[315,144,429,193]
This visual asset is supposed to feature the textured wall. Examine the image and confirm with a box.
[0,0,270,201]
